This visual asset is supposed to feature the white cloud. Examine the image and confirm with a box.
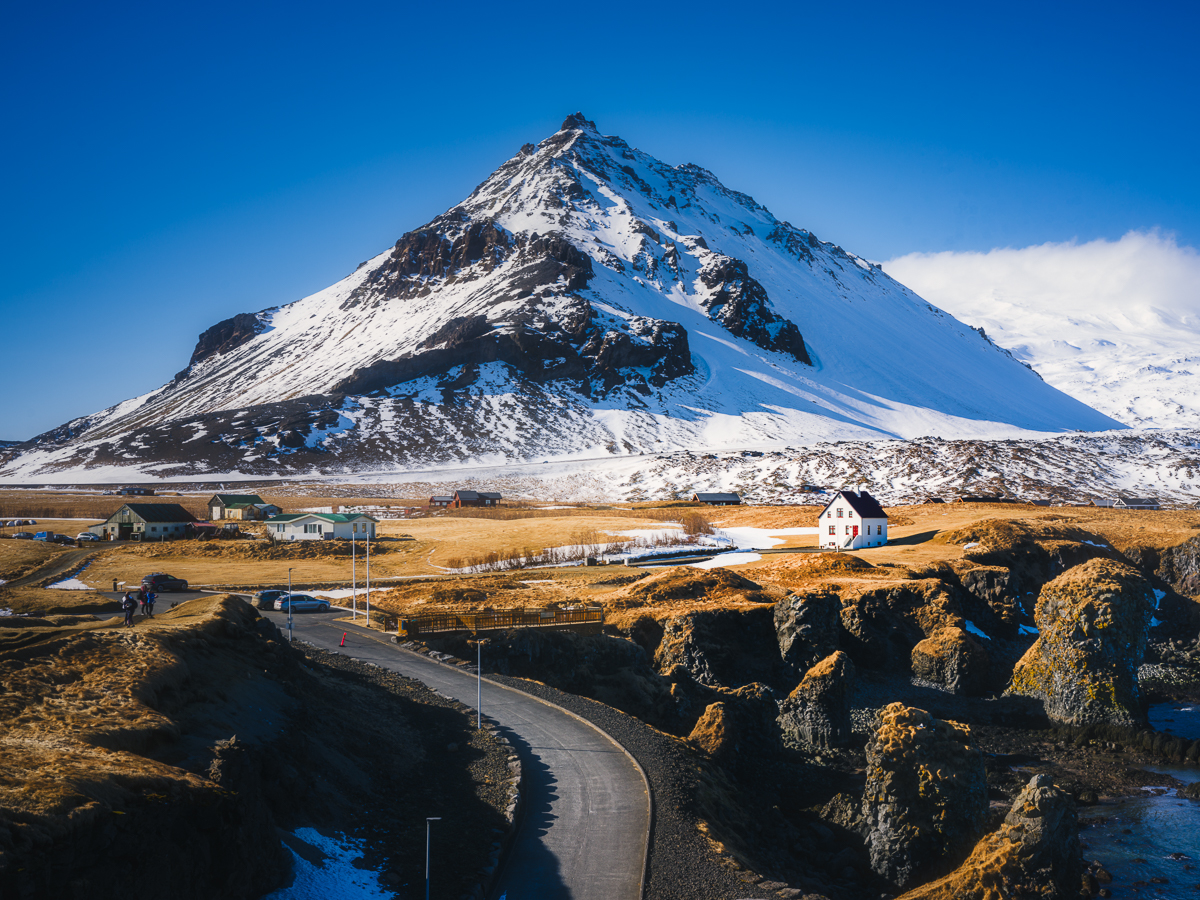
[883,231,1200,428]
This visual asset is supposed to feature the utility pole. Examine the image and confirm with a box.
[425,817,441,900]
[352,531,357,620]
[365,534,371,627]
[477,639,482,730]
[287,567,294,642]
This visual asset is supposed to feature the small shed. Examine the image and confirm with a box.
[95,503,196,541]
[691,492,742,506]
[819,490,888,550]
[265,513,378,541]
[451,491,502,508]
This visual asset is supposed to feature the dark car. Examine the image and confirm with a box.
[142,573,189,592]
[11,532,34,540]
[251,589,288,610]
[273,593,331,613]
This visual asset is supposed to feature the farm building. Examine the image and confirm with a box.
[208,494,281,521]
[265,513,377,541]
[691,492,742,506]
[451,490,502,508]
[93,503,196,541]
[429,496,453,508]
[1114,497,1161,510]
[819,490,888,550]
[120,487,155,496]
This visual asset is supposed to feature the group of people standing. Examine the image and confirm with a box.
[120,588,156,627]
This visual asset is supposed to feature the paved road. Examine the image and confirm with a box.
[260,607,650,900]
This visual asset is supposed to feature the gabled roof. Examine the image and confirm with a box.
[266,512,378,524]
[108,503,197,524]
[819,490,887,519]
[1115,497,1159,507]
[453,490,502,500]
[693,492,741,502]
[430,496,453,502]
[211,493,266,505]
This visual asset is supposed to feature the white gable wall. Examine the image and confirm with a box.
[820,492,888,549]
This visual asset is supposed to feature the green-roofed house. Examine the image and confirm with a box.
[208,493,282,522]
[265,513,377,541]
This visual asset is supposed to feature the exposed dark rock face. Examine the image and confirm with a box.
[910,626,989,696]
[1154,534,1200,597]
[774,591,843,676]
[777,650,855,749]
[897,774,1080,900]
[837,579,961,673]
[1007,559,1154,726]
[953,564,1023,639]
[860,704,988,890]
[654,607,784,690]
[180,312,268,375]
[697,255,811,364]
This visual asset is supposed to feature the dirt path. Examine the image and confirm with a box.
[3,548,98,589]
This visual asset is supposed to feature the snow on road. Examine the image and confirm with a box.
[264,829,389,900]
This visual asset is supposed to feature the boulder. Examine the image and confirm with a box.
[910,626,989,695]
[688,701,736,758]
[860,704,988,889]
[778,651,855,748]
[687,683,781,763]
[774,590,842,675]
[896,774,1080,900]
[837,579,961,672]
[1007,559,1154,726]
[954,564,1023,638]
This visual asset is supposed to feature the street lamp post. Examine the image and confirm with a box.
[365,534,370,627]
[287,567,294,642]
[425,817,441,900]
[476,638,482,730]
[352,531,357,621]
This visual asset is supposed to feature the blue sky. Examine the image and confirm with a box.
[2,0,1197,441]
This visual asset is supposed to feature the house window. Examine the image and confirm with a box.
[837,509,843,517]
[828,525,835,535]
[845,525,850,534]
[150,526,157,532]
[304,523,321,534]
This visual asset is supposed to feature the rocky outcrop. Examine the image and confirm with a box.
[910,626,989,695]
[837,578,961,672]
[777,651,854,749]
[774,590,842,676]
[178,311,268,378]
[688,701,737,758]
[697,254,812,363]
[954,563,1023,638]
[1007,559,1154,726]
[1129,534,1200,597]
[897,774,1080,900]
[860,704,988,889]
[654,606,783,690]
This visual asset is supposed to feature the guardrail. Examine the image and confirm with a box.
[390,606,603,638]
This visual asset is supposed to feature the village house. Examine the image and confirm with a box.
[1114,496,1161,510]
[691,492,742,506]
[92,503,196,541]
[429,496,453,509]
[207,493,281,521]
[451,490,502,508]
[265,513,378,541]
[819,490,888,550]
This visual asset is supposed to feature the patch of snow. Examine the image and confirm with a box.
[263,828,389,899]
[1151,617,1165,628]
[964,620,992,640]
[46,578,93,590]
[716,526,818,549]
[963,542,982,550]
[0,608,11,616]
[1018,624,1040,636]
[1081,540,1109,548]
[690,551,763,569]
[1154,588,1167,608]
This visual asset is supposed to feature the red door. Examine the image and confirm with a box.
[852,526,859,538]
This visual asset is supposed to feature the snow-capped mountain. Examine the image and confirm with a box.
[0,114,1121,481]
[885,234,1200,430]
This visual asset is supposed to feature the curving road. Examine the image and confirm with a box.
[260,607,650,900]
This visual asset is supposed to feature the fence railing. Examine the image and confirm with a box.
[392,606,603,637]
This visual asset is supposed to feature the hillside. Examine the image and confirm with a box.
[1,114,1118,481]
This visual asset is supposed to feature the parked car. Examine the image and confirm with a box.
[251,589,288,610]
[273,593,331,613]
[76,532,101,542]
[142,573,189,592]
[11,532,33,540]
[50,534,76,545]
[33,532,53,542]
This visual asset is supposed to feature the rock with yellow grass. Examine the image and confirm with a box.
[1006,558,1154,726]
[897,774,1079,900]
[777,650,854,748]
[910,625,989,695]
[860,703,987,889]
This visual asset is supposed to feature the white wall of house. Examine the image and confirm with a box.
[819,498,888,549]
[269,516,376,541]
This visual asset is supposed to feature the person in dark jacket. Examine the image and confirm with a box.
[121,593,138,627]
[144,591,156,619]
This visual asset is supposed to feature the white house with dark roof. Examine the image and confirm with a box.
[691,492,742,506]
[819,490,888,550]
